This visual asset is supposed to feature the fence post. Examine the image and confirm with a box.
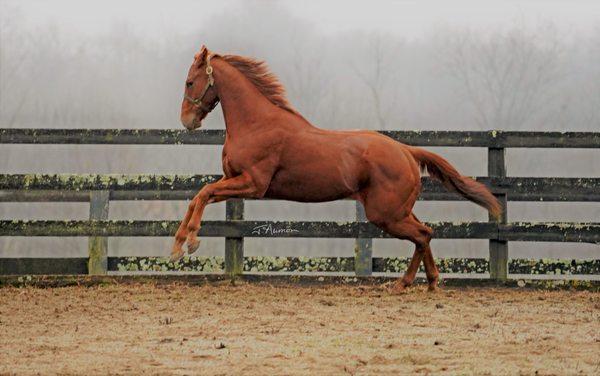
[488,147,508,280]
[354,201,373,276]
[225,199,244,276]
[88,190,109,275]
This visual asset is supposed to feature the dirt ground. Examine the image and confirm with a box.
[0,282,599,375]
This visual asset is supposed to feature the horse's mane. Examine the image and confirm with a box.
[219,54,299,115]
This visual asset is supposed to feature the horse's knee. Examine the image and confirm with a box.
[378,215,433,247]
[414,245,426,254]
[187,222,198,233]
[187,201,196,211]
[421,232,433,246]
[175,232,187,242]
[415,224,433,245]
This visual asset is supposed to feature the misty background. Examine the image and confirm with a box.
[1,0,599,263]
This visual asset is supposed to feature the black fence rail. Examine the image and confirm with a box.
[2,128,600,148]
[1,128,599,280]
[1,174,599,201]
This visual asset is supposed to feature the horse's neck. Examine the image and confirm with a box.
[213,59,277,138]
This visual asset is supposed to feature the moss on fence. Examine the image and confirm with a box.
[1,174,220,191]
[109,256,599,275]
[510,259,600,275]
[112,256,356,273]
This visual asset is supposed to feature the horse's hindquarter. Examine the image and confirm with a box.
[264,129,409,202]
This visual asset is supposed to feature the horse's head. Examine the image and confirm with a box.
[181,45,220,130]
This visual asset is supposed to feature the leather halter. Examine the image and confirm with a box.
[184,54,219,113]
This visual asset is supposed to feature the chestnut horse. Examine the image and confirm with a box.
[171,45,501,291]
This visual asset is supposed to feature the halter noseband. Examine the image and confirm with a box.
[184,54,219,113]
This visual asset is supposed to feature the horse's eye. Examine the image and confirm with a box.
[186,81,193,88]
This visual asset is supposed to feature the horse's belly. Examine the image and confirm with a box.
[264,169,356,202]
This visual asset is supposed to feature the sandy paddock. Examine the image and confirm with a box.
[1,281,599,375]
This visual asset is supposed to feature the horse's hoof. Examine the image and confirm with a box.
[428,284,441,293]
[169,249,185,263]
[387,280,410,295]
[187,238,201,255]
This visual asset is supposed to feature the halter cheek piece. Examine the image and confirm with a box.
[184,54,219,113]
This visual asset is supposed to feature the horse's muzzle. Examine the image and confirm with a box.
[181,112,202,130]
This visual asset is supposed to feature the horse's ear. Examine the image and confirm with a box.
[196,45,208,63]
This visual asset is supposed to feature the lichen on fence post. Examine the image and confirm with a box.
[488,146,508,280]
[354,201,373,276]
[225,199,244,276]
[88,191,109,275]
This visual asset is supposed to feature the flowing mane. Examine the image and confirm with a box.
[220,54,299,115]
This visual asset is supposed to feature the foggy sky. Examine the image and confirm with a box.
[7,0,600,40]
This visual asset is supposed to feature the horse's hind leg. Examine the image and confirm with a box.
[380,214,439,292]
[405,214,439,291]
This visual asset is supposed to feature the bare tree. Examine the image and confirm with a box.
[282,30,332,122]
[349,33,404,129]
[440,23,564,130]
[0,5,39,126]
[578,26,600,128]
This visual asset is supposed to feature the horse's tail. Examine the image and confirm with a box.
[409,147,502,220]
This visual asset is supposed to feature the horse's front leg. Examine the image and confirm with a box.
[185,173,263,254]
[170,197,198,261]
[170,194,227,262]
[169,173,262,262]
[170,177,225,262]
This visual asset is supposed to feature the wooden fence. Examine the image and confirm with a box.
[1,128,599,280]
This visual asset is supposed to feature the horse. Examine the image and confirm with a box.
[170,45,501,292]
